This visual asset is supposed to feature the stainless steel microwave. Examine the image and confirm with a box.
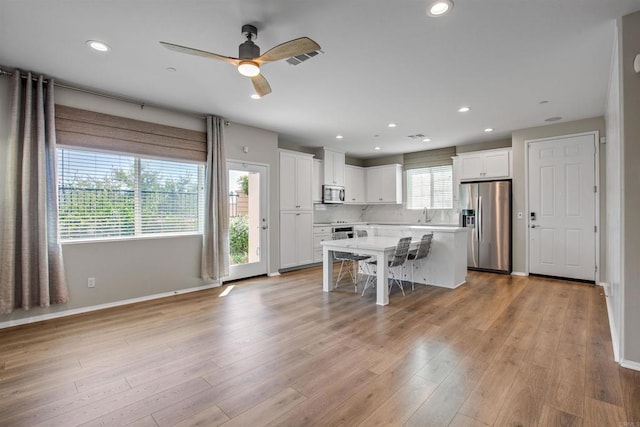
[322,184,345,204]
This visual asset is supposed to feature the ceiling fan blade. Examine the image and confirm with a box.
[251,74,272,97]
[257,37,320,63]
[160,41,240,66]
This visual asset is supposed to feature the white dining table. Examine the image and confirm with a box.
[321,236,416,306]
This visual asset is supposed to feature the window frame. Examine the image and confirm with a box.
[405,164,454,210]
[56,146,205,243]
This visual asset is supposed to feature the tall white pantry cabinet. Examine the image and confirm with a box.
[279,150,314,269]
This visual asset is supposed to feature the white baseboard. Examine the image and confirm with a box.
[0,282,221,330]
[620,359,640,372]
[603,284,621,362]
[511,271,528,276]
[268,271,281,277]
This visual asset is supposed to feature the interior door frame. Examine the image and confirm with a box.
[524,131,600,283]
[226,159,271,282]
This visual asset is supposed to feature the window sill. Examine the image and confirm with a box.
[61,232,202,246]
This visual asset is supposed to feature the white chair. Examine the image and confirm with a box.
[406,233,433,290]
[362,236,411,296]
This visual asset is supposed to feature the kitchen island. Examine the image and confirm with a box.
[355,224,468,289]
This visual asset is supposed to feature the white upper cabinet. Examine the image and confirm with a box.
[312,159,323,203]
[279,150,313,211]
[345,165,366,204]
[365,164,402,204]
[457,148,511,181]
[323,149,345,186]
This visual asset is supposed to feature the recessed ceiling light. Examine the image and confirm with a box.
[86,40,110,52]
[427,0,453,17]
[544,116,563,122]
[484,128,494,132]
[166,67,177,72]
[422,138,431,142]
[250,94,261,100]
[388,123,397,128]
[457,106,470,113]
[374,146,381,150]
[336,135,343,139]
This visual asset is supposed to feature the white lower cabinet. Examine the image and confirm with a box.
[313,225,332,262]
[280,211,313,269]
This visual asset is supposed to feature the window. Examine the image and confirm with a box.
[406,165,453,209]
[58,148,204,240]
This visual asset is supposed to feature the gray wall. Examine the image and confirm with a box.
[363,154,404,167]
[0,79,279,324]
[605,19,623,358]
[511,117,606,275]
[227,123,279,275]
[277,141,316,156]
[621,11,640,364]
[456,138,512,153]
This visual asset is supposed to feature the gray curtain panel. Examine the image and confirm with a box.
[201,116,229,281]
[0,71,69,314]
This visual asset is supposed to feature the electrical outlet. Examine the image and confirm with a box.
[87,277,96,288]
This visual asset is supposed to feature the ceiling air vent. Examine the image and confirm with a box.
[286,50,322,65]
[407,134,426,140]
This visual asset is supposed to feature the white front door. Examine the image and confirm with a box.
[528,133,597,281]
[227,162,268,281]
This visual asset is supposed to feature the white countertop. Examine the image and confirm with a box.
[320,236,415,251]
[358,223,467,233]
[313,221,461,228]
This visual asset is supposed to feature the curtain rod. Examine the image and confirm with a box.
[0,66,229,124]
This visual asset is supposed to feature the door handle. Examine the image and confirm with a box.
[477,196,482,241]
[530,224,538,228]
[261,225,269,230]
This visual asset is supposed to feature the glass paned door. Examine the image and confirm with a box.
[227,162,268,280]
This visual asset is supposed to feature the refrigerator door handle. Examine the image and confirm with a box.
[477,196,482,241]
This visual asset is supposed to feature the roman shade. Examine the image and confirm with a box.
[403,147,456,170]
[55,105,207,162]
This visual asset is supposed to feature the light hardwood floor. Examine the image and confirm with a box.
[0,267,638,426]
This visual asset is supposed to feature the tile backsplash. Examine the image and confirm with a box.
[313,203,459,225]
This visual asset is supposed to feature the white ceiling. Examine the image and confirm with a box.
[1,0,639,158]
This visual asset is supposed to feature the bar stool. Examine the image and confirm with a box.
[406,233,433,290]
[362,236,411,296]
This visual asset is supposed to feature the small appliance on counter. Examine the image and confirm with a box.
[322,184,345,204]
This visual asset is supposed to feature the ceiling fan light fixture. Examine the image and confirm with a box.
[427,0,453,17]
[238,61,260,77]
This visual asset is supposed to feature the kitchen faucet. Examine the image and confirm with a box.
[422,207,431,223]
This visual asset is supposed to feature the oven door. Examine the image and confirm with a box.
[332,226,354,238]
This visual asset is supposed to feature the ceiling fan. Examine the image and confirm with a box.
[160,24,321,97]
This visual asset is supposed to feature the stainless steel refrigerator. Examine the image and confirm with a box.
[459,180,511,273]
